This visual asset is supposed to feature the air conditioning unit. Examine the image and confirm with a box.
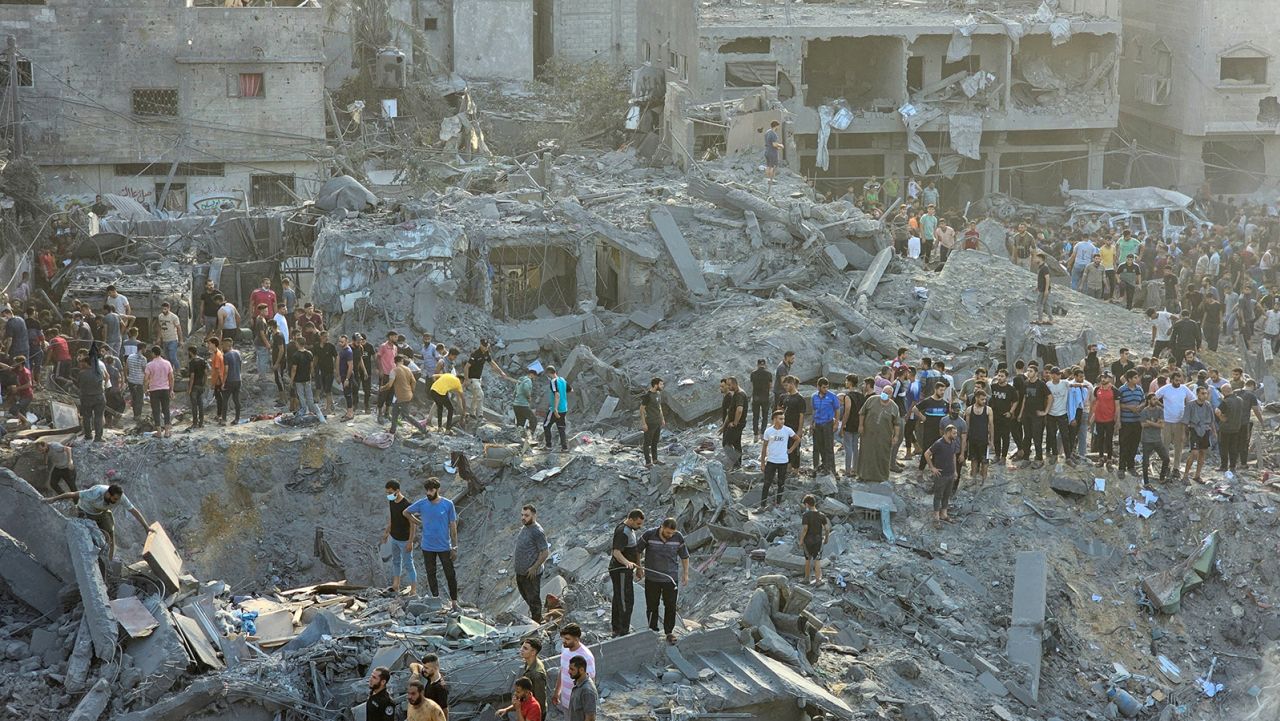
[376,48,406,89]
[1136,73,1171,106]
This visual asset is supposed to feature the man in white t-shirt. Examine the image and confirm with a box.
[553,623,595,711]
[41,482,149,559]
[1044,367,1071,462]
[1154,372,1195,480]
[1148,308,1174,359]
[759,410,798,507]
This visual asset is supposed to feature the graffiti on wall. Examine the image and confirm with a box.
[116,186,152,204]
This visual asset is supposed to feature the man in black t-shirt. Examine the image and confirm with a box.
[289,339,324,421]
[777,375,807,470]
[798,494,829,586]
[1019,367,1050,464]
[749,359,773,442]
[312,331,338,414]
[186,345,209,430]
[1034,253,1053,324]
[987,369,1017,462]
[913,381,950,471]
[200,279,222,337]
[608,509,645,637]
[719,377,748,469]
[461,339,509,424]
[382,480,416,595]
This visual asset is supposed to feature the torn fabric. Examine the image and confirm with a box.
[947,14,978,62]
[961,71,997,98]
[937,154,964,179]
[907,132,935,175]
[948,112,983,160]
[816,104,833,172]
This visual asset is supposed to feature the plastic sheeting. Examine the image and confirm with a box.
[816,105,834,172]
[947,14,978,63]
[314,175,377,213]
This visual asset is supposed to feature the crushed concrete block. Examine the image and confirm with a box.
[126,597,191,702]
[676,626,742,655]
[66,519,117,660]
[939,649,977,675]
[762,546,807,573]
[820,497,851,516]
[972,653,1001,677]
[684,525,713,552]
[0,529,64,613]
[992,703,1017,721]
[67,677,112,721]
[835,240,875,270]
[1006,681,1038,708]
[1048,473,1089,496]
[744,210,762,248]
[825,245,849,271]
[903,702,939,721]
[1141,531,1219,614]
[707,524,758,546]
[756,625,800,664]
[742,589,774,630]
[782,585,813,614]
[854,246,894,301]
[587,629,661,679]
[65,617,94,692]
[978,670,1009,697]
[594,395,619,422]
[721,546,745,563]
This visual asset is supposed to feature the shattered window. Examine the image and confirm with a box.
[250,173,296,207]
[1220,57,1267,85]
[725,61,776,88]
[132,88,179,116]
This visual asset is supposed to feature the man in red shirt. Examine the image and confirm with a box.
[497,677,542,721]
[249,278,277,318]
[8,356,33,428]
[46,330,71,383]
[1089,371,1119,469]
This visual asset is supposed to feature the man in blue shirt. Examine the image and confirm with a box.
[543,365,569,452]
[1116,370,1147,478]
[811,378,840,476]
[403,477,460,611]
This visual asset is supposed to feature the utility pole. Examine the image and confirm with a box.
[7,35,22,159]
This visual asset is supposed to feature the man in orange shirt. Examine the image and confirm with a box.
[206,337,227,424]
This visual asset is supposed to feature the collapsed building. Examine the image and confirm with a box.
[638,0,1119,203]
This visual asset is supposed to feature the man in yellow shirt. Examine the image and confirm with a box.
[429,371,467,431]
[1098,236,1118,300]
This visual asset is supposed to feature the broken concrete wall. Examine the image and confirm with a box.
[452,0,534,81]
[0,468,77,584]
[0,529,65,613]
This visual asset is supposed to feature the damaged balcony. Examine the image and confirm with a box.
[1008,32,1120,127]
[802,36,906,114]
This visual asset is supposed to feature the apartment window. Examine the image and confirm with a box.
[725,60,776,88]
[132,88,179,116]
[668,50,677,70]
[719,37,770,54]
[0,59,32,88]
[250,173,296,207]
[424,17,438,30]
[1154,43,1172,78]
[231,72,264,98]
[1221,56,1268,85]
[679,54,687,81]
[113,162,224,177]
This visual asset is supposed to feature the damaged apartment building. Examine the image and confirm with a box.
[1114,0,1280,196]
[0,0,326,211]
[638,0,1121,205]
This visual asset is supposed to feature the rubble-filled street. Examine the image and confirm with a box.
[1,1,1280,721]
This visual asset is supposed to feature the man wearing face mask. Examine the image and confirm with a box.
[381,480,416,597]
[857,388,900,483]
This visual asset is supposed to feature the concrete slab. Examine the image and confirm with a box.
[0,529,64,612]
[369,643,410,672]
[825,245,849,271]
[763,546,806,572]
[835,240,875,270]
[142,523,185,594]
[854,246,894,301]
[977,670,1009,697]
[1048,474,1089,497]
[627,308,662,330]
[65,617,94,693]
[110,596,160,638]
[594,396,619,422]
[650,207,709,296]
[1006,551,1047,701]
[67,677,112,721]
[579,629,661,680]
[66,519,117,660]
[744,211,762,249]
[0,468,76,583]
[127,597,192,702]
[938,650,976,675]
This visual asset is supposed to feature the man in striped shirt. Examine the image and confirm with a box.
[125,345,147,422]
[1116,371,1146,479]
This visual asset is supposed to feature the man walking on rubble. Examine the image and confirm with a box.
[639,517,690,645]
[543,365,569,451]
[43,482,149,561]
[1034,252,1054,324]
[514,367,538,442]
[513,504,549,623]
[404,477,460,612]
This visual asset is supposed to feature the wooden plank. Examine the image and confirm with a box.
[108,596,159,638]
[172,611,224,670]
[142,522,185,594]
[251,609,298,648]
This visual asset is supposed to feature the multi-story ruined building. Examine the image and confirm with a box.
[1116,0,1279,196]
[0,0,326,212]
[638,0,1121,206]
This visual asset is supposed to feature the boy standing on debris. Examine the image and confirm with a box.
[925,424,962,524]
[639,518,690,645]
[798,494,829,586]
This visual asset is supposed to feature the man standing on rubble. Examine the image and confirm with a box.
[609,509,645,637]
[773,351,794,408]
[366,666,396,720]
[925,424,962,525]
[76,354,106,441]
[514,367,538,442]
[764,120,782,192]
[640,378,664,469]
[252,303,273,377]
[513,504,549,623]
[750,359,772,442]
[810,377,839,476]
[404,477,460,611]
[639,517,690,645]
[778,375,806,472]
[856,389,899,483]
[1034,252,1054,324]
[382,480,416,597]
[249,278,277,319]
[566,655,597,721]
[290,337,325,423]
[144,345,174,437]
[719,377,747,469]
[516,638,548,719]
[43,482,149,561]
[461,339,508,424]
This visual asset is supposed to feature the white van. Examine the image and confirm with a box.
[1066,188,1210,242]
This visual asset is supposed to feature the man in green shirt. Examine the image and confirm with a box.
[517,637,548,720]
[1117,230,1141,270]
[514,368,537,440]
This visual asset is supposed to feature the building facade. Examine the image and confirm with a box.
[0,0,327,212]
[1115,0,1280,196]
[639,0,1121,206]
